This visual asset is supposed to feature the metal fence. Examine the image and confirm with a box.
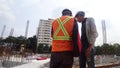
[0,46,31,68]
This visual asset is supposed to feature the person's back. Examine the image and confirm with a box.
[50,9,75,68]
[52,16,74,52]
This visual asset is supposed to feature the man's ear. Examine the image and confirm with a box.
[75,17,78,21]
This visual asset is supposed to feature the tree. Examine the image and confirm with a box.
[43,45,50,53]
[26,35,37,53]
[49,45,52,52]
[95,43,120,55]
[95,46,103,55]
[5,36,17,45]
[0,38,3,45]
[101,43,110,55]
[37,43,44,53]
[113,43,120,56]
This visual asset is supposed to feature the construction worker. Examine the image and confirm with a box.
[50,9,81,68]
[75,11,98,68]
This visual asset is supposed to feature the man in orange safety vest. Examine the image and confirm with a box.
[50,9,82,68]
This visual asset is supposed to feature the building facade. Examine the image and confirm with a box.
[37,19,53,46]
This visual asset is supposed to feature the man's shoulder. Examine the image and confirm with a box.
[86,17,95,23]
[86,17,94,20]
[52,19,57,22]
[53,16,74,22]
[52,17,61,22]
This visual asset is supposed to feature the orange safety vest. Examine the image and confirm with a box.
[52,16,75,52]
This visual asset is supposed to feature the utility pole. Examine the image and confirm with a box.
[21,20,29,56]
[25,20,29,39]
[102,20,107,44]
[0,25,6,39]
[9,28,14,37]
[102,20,107,58]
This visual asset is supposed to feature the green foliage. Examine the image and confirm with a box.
[37,44,44,53]
[43,45,50,53]
[26,35,37,53]
[2,35,120,55]
[95,46,103,55]
[95,43,120,55]
[0,35,52,54]
[37,44,51,54]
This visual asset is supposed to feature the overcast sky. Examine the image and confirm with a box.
[0,0,120,45]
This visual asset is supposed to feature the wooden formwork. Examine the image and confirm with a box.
[72,62,120,68]
[95,62,120,68]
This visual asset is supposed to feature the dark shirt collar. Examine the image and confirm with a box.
[82,18,87,23]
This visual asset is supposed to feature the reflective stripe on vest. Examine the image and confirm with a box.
[53,17,72,40]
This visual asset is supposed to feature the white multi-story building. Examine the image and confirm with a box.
[37,19,53,46]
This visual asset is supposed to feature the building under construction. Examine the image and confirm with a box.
[37,19,53,46]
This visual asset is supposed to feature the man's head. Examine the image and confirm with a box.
[75,11,85,22]
[62,9,72,16]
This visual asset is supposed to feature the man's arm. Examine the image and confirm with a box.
[89,18,98,45]
[72,19,82,56]
[51,27,53,37]
[72,19,78,44]
[51,20,55,38]
[86,18,98,58]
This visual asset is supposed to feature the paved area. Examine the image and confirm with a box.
[13,58,50,68]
